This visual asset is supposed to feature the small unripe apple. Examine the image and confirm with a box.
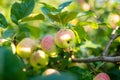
[55,29,76,48]
[93,72,110,80]
[30,50,49,68]
[42,68,60,76]
[16,38,36,58]
[41,35,58,57]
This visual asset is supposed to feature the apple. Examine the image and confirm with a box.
[16,38,36,58]
[42,68,60,76]
[93,72,110,80]
[55,29,76,48]
[41,35,58,57]
[82,2,90,11]
[29,50,49,68]
[109,13,120,23]
[107,13,120,28]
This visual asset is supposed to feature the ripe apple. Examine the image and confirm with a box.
[55,29,76,48]
[109,13,120,23]
[29,50,49,68]
[16,38,36,58]
[41,35,58,57]
[82,2,90,11]
[107,13,120,28]
[42,68,60,76]
[93,72,110,80]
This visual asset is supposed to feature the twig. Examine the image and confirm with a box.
[102,26,119,56]
[72,56,120,63]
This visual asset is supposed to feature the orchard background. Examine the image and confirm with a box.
[1,0,120,80]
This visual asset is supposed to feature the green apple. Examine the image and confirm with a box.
[41,35,58,57]
[93,72,110,80]
[29,50,49,68]
[55,29,76,48]
[16,38,36,58]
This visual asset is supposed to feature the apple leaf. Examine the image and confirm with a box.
[74,25,87,43]
[0,13,8,28]
[61,11,78,25]
[21,13,45,22]
[58,1,72,11]
[26,25,41,38]
[0,47,27,80]
[2,29,15,39]
[11,0,35,24]
[90,22,98,29]
[41,2,58,15]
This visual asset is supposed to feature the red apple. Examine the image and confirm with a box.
[41,35,58,57]
[93,72,110,80]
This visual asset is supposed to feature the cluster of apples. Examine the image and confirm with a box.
[16,29,76,68]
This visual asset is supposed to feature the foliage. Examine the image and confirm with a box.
[1,0,120,80]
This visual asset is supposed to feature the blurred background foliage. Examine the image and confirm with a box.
[1,0,120,80]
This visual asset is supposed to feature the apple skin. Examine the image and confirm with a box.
[42,68,60,76]
[82,3,90,11]
[41,35,58,57]
[55,29,76,48]
[93,72,110,80]
[16,38,36,58]
[29,50,49,68]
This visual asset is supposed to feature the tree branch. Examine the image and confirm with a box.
[102,26,119,56]
[72,27,120,63]
[72,56,120,63]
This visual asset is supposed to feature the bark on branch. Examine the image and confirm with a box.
[72,56,120,63]
[102,26,119,56]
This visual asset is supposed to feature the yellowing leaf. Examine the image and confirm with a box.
[90,22,98,29]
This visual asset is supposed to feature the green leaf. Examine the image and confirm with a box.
[58,1,72,11]
[90,22,98,29]
[68,66,93,80]
[41,7,51,15]
[26,25,41,38]
[0,47,27,80]
[61,11,78,25]
[2,29,15,38]
[80,40,101,48]
[0,13,8,28]
[79,22,89,26]
[74,25,87,43]
[21,13,45,22]
[47,13,60,22]
[41,2,60,22]
[41,7,61,22]
[41,2,58,15]
[78,11,96,17]
[79,22,99,29]
[11,0,35,24]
